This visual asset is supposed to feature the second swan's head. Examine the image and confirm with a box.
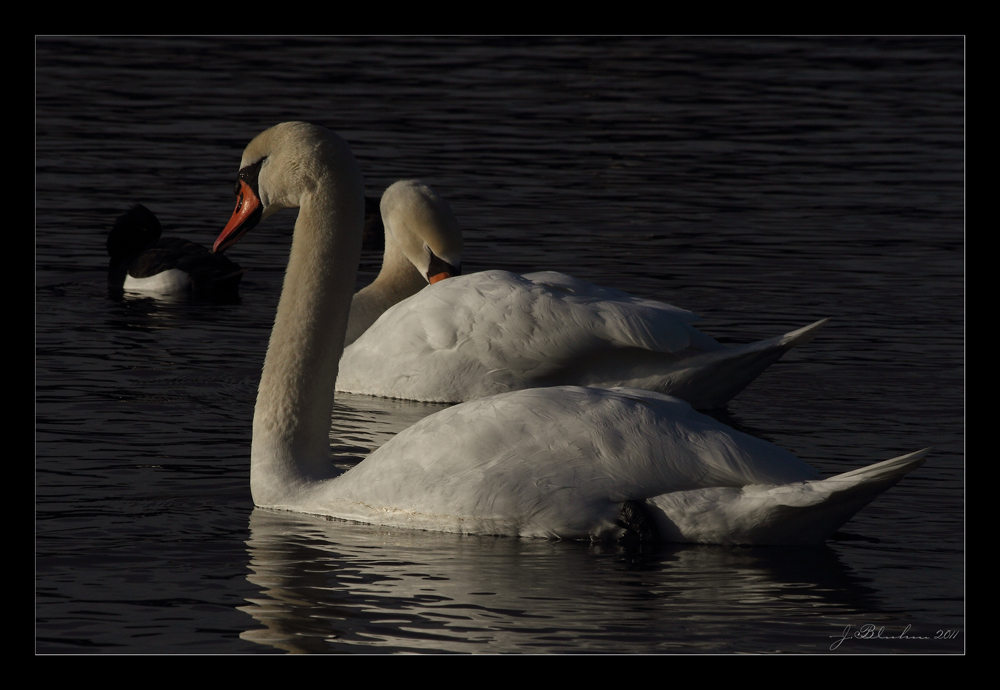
[214,122,363,254]
[380,179,463,284]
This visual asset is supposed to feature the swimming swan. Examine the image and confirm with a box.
[215,121,926,545]
[108,203,244,299]
[336,185,826,408]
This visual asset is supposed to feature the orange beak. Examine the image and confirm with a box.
[214,180,263,254]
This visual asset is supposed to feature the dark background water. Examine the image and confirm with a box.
[36,36,963,653]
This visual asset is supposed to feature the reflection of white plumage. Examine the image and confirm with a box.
[216,121,925,545]
[338,180,825,407]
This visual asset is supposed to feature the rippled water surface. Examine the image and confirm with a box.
[36,36,964,654]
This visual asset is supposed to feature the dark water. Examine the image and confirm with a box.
[35,36,964,654]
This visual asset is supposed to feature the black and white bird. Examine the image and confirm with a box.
[107,204,244,300]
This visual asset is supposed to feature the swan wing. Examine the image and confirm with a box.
[337,271,716,402]
[303,388,820,538]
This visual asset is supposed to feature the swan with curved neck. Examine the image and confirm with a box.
[344,180,462,346]
[217,122,926,544]
[336,185,826,408]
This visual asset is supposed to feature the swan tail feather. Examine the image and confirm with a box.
[644,318,829,408]
[777,317,829,347]
[644,448,928,546]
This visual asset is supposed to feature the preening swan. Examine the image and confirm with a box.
[217,121,925,545]
[107,203,244,300]
[344,180,462,346]
[336,184,826,408]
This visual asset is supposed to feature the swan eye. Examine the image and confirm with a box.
[236,157,266,199]
[233,180,241,196]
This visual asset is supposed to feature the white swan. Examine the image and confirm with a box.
[336,183,826,408]
[343,180,462,346]
[215,121,926,545]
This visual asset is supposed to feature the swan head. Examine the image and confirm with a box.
[381,180,462,284]
[214,121,360,254]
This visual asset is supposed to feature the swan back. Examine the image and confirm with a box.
[337,270,715,402]
[295,387,820,537]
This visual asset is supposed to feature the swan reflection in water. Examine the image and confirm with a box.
[239,509,888,654]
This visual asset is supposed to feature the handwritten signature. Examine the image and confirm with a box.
[830,624,961,650]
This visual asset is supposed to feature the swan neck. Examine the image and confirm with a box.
[345,234,426,345]
[251,167,364,504]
